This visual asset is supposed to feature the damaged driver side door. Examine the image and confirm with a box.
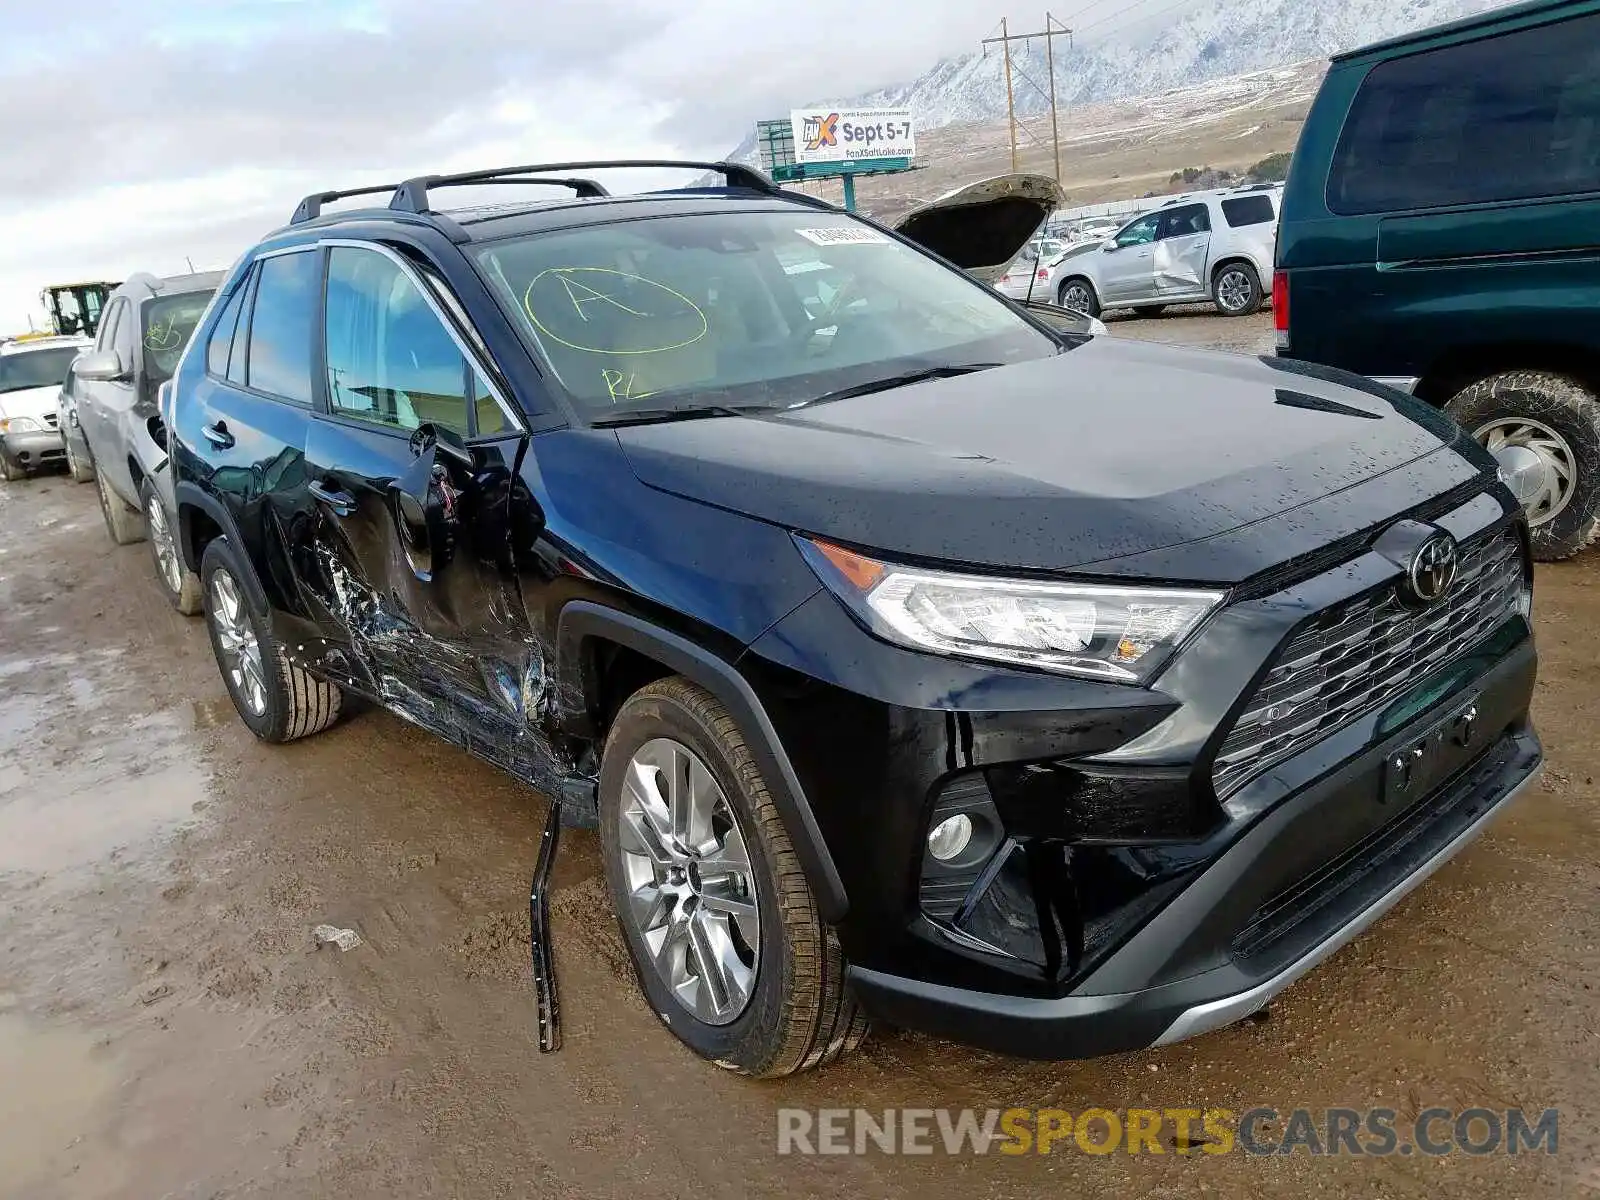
[300,242,541,769]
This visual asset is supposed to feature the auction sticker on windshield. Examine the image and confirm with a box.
[796,228,891,246]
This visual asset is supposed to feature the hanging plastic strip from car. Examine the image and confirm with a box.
[529,798,563,1052]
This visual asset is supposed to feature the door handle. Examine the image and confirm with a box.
[202,421,234,449]
[309,480,356,516]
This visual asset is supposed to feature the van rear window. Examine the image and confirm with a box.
[1220,195,1276,227]
[1327,12,1600,215]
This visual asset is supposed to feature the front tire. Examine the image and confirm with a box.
[1213,262,1263,316]
[199,538,344,742]
[0,451,22,482]
[1056,277,1101,319]
[141,478,202,615]
[1446,370,1600,561]
[64,434,95,483]
[96,470,145,545]
[598,677,866,1076]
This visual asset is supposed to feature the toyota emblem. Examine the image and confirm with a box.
[1405,531,1459,605]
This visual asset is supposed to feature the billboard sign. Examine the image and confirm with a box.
[790,107,915,166]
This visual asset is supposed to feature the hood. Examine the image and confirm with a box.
[893,174,1063,284]
[0,384,63,422]
[616,340,1488,583]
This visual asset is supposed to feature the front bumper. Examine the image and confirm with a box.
[849,711,1540,1059]
[1,428,66,467]
[742,484,1537,1059]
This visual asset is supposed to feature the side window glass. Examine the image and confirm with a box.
[206,283,247,377]
[1116,215,1160,247]
[95,301,123,354]
[470,368,505,435]
[1329,12,1600,213]
[1160,205,1209,238]
[114,302,138,365]
[1221,195,1276,227]
[246,251,319,405]
[226,269,257,388]
[324,246,471,436]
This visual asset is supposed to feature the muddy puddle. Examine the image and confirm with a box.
[0,650,212,880]
[0,1007,124,1200]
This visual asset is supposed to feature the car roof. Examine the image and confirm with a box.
[258,160,845,251]
[269,189,830,249]
[110,270,226,304]
[1334,0,1587,62]
[0,334,90,356]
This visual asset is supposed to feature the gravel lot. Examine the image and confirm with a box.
[2,311,1596,1198]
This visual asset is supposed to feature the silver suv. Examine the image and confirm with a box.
[69,270,221,612]
[1044,185,1281,318]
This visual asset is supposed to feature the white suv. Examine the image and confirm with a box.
[1044,185,1281,319]
[0,334,91,480]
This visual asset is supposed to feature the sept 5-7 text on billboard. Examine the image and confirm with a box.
[790,108,915,165]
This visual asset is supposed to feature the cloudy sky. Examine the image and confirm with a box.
[0,0,1194,331]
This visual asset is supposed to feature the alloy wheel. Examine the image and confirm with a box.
[1061,282,1093,312]
[147,494,183,594]
[617,737,760,1026]
[1474,416,1576,527]
[209,568,267,716]
[1217,268,1254,313]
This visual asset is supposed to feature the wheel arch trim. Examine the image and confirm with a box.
[174,480,268,613]
[555,600,849,923]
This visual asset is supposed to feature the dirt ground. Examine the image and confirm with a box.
[3,311,1598,1198]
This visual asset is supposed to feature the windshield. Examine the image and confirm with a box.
[470,209,1059,417]
[142,290,216,381]
[0,346,80,395]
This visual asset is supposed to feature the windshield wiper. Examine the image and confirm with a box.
[590,403,772,428]
[785,364,1004,411]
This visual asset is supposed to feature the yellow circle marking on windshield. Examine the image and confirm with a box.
[522,267,708,355]
[145,317,184,351]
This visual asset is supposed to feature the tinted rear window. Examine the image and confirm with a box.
[1328,14,1600,215]
[1221,195,1276,227]
[245,252,318,405]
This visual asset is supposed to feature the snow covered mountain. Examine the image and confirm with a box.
[728,0,1511,161]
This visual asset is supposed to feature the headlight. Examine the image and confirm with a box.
[0,416,40,433]
[796,537,1224,683]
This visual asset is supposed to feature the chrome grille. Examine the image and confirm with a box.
[1213,529,1525,797]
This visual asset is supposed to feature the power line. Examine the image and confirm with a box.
[1076,0,1201,35]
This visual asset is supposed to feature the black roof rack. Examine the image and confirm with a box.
[291,182,405,225]
[387,159,779,215]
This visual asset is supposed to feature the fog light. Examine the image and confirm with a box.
[928,814,974,862]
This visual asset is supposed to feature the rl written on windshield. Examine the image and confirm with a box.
[470,211,1058,415]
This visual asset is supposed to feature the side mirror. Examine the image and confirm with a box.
[75,349,127,383]
[1101,239,1118,252]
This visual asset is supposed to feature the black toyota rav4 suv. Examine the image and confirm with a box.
[168,160,1542,1076]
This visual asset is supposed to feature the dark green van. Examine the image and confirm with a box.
[1276,0,1600,560]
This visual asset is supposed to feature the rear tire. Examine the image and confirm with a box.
[1056,277,1101,319]
[96,470,145,545]
[1445,370,1600,561]
[1213,262,1263,316]
[199,537,344,743]
[598,676,867,1077]
[141,478,202,615]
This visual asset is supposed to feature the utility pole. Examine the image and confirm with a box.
[981,14,1073,182]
